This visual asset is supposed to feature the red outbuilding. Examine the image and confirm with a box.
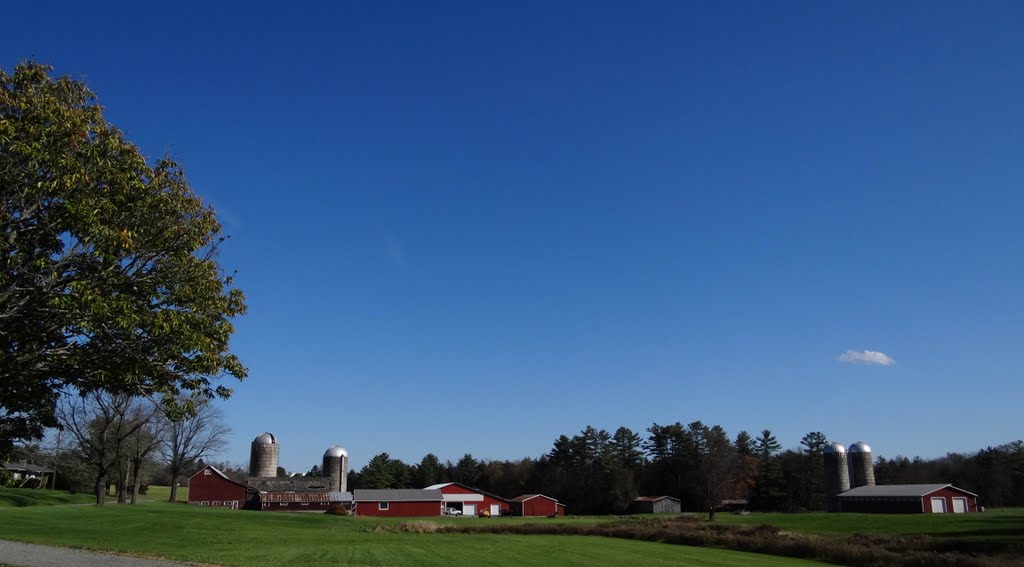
[353,489,444,517]
[425,482,511,517]
[838,484,979,513]
[509,494,566,517]
[187,466,256,510]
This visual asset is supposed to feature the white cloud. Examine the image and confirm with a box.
[838,350,895,366]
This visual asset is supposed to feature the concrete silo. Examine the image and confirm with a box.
[823,442,850,512]
[848,441,876,489]
[322,446,349,493]
[249,432,280,478]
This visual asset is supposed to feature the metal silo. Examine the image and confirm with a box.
[249,432,279,478]
[322,445,349,493]
[823,442,850,512]
[848,441,876,489]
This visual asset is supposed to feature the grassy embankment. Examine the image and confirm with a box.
[0,501,826,567]
[0,488,95,507]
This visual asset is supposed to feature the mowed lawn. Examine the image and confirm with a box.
[0,502,829,567]
[139,485,188,502]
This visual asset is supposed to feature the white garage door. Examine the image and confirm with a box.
[952,498,967,513]
[464,504,476,517]
[930,497,946,513]
[491,504,500,516]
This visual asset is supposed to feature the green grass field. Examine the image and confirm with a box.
[0,502,827,567]
[139,484,188,502]
[711,509,1024,546]
[2,489,1020,566]
[0,488,95,507]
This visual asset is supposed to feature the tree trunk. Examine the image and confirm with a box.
[130,459,143,504]
[117,460,129,504]
[169,475,179,503]
[95,476,106,506]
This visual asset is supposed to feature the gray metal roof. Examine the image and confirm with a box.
[1,462,53,474]
[329,491,353,502]
[354,489,443,502]
[248,477,332,492]
[634,496,680,503]
[839,484,977,498]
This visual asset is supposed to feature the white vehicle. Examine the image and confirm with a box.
[443,506,463,516]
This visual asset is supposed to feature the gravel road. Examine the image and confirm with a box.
[0,540,201,567]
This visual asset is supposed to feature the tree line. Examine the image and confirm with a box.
[5,392,231,505]
[350,424,1024,513]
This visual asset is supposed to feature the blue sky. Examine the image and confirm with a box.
[6,1,1023,472]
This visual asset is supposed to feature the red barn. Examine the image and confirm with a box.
[838,484,979,513]
[187,466,255,509]
[509,494,565,517]
[424,482,510,517]
[353,489,443,517]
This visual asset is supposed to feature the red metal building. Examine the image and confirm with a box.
[187,466,255,510]
[838,484,979,513]
[424,482,511,517]
[353,489,444,517]
[255,491,352,512]
[509,494,566,517]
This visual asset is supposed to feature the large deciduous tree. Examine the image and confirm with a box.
[0,62,247,453]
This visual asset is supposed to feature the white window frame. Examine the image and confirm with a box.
[379,501,389,510]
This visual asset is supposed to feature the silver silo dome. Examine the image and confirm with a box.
[823,442,850,512]
[848,441,876,489]
[322,445,349,493]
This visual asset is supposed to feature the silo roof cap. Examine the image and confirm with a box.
[824,442,846,454]
[324,445,349,458]
[849,441,872,453]
[254,432,277,444]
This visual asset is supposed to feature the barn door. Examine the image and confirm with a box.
[952,498,967,513]
[930,497,946,513]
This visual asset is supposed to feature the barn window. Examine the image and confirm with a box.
[201,501,209,506]
[213,501,220,506]
[279,503,287,506]
[301,502,309,506]
[379,502,389,510]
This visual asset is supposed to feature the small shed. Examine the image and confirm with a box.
[838,484,979,513]
[187,466,256,509]
[627,496,681,514]
[353,489,443,517]
[509,494,565,517]
[424,482,511,517]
